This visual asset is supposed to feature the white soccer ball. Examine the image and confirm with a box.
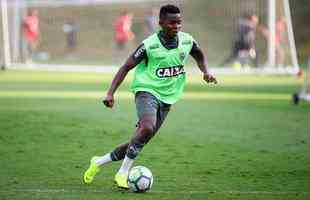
[128,166,153,193]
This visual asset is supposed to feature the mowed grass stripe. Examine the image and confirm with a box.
[0,71,303,85]
[0,91,291,100]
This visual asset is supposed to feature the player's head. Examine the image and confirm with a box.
[243,13,259,26]
[159,4,181,37]
[28,8,38,16]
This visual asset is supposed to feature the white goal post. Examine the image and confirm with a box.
[1,0,11,68]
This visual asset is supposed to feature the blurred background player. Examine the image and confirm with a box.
[83,4,217,189]
[22,8,39,63]
[63,20,79,59]
[113,10,135,62]
[221,13,259,69]
[259,16,287,67]
[144,7,159,37]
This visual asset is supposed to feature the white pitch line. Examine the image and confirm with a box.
[1,188,309,195]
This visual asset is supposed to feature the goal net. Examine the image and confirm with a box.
[1,0,299,73]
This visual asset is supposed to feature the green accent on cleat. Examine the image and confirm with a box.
[83,156,100,184]
[114,172,129,189]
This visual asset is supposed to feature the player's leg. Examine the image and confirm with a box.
[84,92,168,186]
[220,51,236,67]
[83,91,153,184]
[247,47,258,68]
[221,42,241,67]
[83,143,129,184]
[25,41,32,64]
[276,45,285,67]
[109,99,170,163]
[154,100,171,133]
[115,91,159,188]
[83,118,156,184]
[253,48,259,68]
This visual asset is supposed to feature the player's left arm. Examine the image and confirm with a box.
[190,41,217,84]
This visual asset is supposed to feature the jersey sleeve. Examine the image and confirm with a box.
[130,43,147,64]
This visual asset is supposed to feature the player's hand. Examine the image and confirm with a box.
[203,73,217,84]
[103,93,114,108]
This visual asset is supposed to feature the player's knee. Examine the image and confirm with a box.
[139,121,156,135]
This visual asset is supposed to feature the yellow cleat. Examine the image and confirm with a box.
[83,156,100,184]
[114,172,129,189]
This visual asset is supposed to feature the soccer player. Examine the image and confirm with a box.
[113,10,135,51]
[22,8,39,63]
[144,7,159,37]
[259,16,287,67]
[221,13,259,68]
[83,4,217,189]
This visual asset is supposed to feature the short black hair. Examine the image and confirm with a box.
[159,4,180,19]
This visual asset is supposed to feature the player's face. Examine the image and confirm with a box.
[160,13,182,37]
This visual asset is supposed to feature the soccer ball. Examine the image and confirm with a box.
[128,166,153,193]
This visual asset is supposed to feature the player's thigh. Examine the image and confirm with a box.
[134,92,160,142]
[135,91,159,123]
[154,102,171,132]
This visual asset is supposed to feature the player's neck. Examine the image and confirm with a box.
[158,31,179,50]
[159,30,177,42]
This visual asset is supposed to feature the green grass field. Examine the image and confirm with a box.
[0,70,310,200]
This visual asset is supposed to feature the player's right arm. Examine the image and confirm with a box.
[103,44,146,108]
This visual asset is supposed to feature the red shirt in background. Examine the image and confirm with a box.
[275,19,286,47]
[113,14,132,43]
[23,15,39,43]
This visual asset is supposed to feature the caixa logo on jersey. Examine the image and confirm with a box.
[156,65,185,78]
